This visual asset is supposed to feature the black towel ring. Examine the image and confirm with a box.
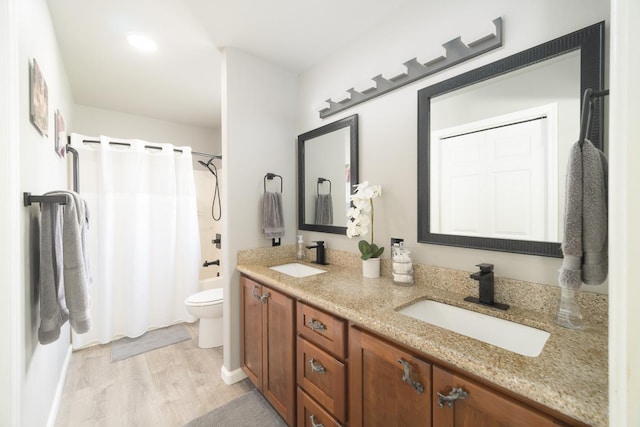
[264,173,283,193]
[317,177,332,195]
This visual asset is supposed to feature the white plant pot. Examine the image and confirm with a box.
[362,258,380,278]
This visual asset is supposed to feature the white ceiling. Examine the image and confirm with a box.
[46,0,411,129]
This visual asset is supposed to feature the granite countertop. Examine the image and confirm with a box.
[236,257,608,426]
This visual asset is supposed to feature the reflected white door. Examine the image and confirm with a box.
[438,118,550,241]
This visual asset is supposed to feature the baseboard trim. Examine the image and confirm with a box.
[46,344,72,427]
[221,365,247,385]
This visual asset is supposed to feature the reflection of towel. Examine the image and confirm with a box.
[262,191,284,238]
[559,140,608,289]
[39,191,92,344]
[315,194,333,225]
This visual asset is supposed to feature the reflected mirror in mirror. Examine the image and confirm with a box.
[418,22,605,257]
[298,114,358,234]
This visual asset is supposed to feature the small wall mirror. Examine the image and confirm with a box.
[298,114,358,234]
[418,22,605,257]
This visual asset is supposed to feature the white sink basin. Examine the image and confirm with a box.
[397,300,550,357]
[269,263,327,278]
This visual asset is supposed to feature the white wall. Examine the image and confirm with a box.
[17,0,75,425]
[221,48,297,378]
[298,0,609,291]
[73,104,220,162]
[609,0,640,423]
[0,0,21,424]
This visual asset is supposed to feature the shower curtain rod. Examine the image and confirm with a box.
[67,137,221,160]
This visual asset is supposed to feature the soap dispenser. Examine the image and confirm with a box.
[296,235,305,260]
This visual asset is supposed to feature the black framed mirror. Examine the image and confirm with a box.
[418,22,605,257]
[298,114,358,234]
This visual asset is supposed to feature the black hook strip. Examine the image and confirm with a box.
[579,88,609,146]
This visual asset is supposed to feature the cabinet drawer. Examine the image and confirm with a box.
[297,301,346,359]
[297,387,342,427]
[297,337,346,423]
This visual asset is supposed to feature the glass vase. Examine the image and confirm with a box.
[555,287,584,330]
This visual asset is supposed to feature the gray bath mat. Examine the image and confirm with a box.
[110,323,191,362]
[184,390,287,427]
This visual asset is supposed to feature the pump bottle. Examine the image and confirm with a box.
[296,235,305,260]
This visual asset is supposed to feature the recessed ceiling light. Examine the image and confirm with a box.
[127,33,158,53]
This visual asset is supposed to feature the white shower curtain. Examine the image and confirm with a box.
[70,134,200,349]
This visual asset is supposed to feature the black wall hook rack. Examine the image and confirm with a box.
[579,88,609,146]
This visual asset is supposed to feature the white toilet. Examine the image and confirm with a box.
[185,288,223,348]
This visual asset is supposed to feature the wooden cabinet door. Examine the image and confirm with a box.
[349,327,432,427]
[240,276,296,426]
[240,276,263,388]
[432,366,563,427]
[263,285,296,427]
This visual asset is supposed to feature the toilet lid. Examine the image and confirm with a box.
[186,288,223,304]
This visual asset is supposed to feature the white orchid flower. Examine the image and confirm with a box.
[347,181,383,260]
[352,197,368,211]
[357,214,370,228]
[347,207,360,219]
[363,186,375,199]
[346,222,361,238]
[353,181,369,193]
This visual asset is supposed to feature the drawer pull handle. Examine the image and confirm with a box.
[398,358,424,394]
[259,292,270,304]
[251,285,260,300]
[308,318,327,331]
[310,415,324,427]
[309,358,326,374]
[437,387,469,408]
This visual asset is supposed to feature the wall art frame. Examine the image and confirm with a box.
[29,58,48,137]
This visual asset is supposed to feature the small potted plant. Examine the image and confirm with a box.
[347,181,383,278]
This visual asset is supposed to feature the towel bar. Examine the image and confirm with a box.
[23,192,68,206]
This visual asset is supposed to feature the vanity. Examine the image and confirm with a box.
[237,248,607,427]
[247,20,609,427]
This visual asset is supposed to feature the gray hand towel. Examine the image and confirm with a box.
[315,194,333,225]
[38,199,69,344]
[559,140,608,289]
[38,191,92,344]
[262,191,284,238]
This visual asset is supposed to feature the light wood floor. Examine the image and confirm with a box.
[55,322,254,427]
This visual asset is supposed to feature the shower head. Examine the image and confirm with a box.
[198,160,209,168]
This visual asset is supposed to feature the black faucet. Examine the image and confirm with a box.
[203,259,220,267]
[464,263,509,310]
[306,241,327,265]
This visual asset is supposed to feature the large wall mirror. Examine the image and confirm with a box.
[298,114,358,234]
[418,22,605,257]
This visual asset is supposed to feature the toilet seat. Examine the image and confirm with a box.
[185,288,223,307]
